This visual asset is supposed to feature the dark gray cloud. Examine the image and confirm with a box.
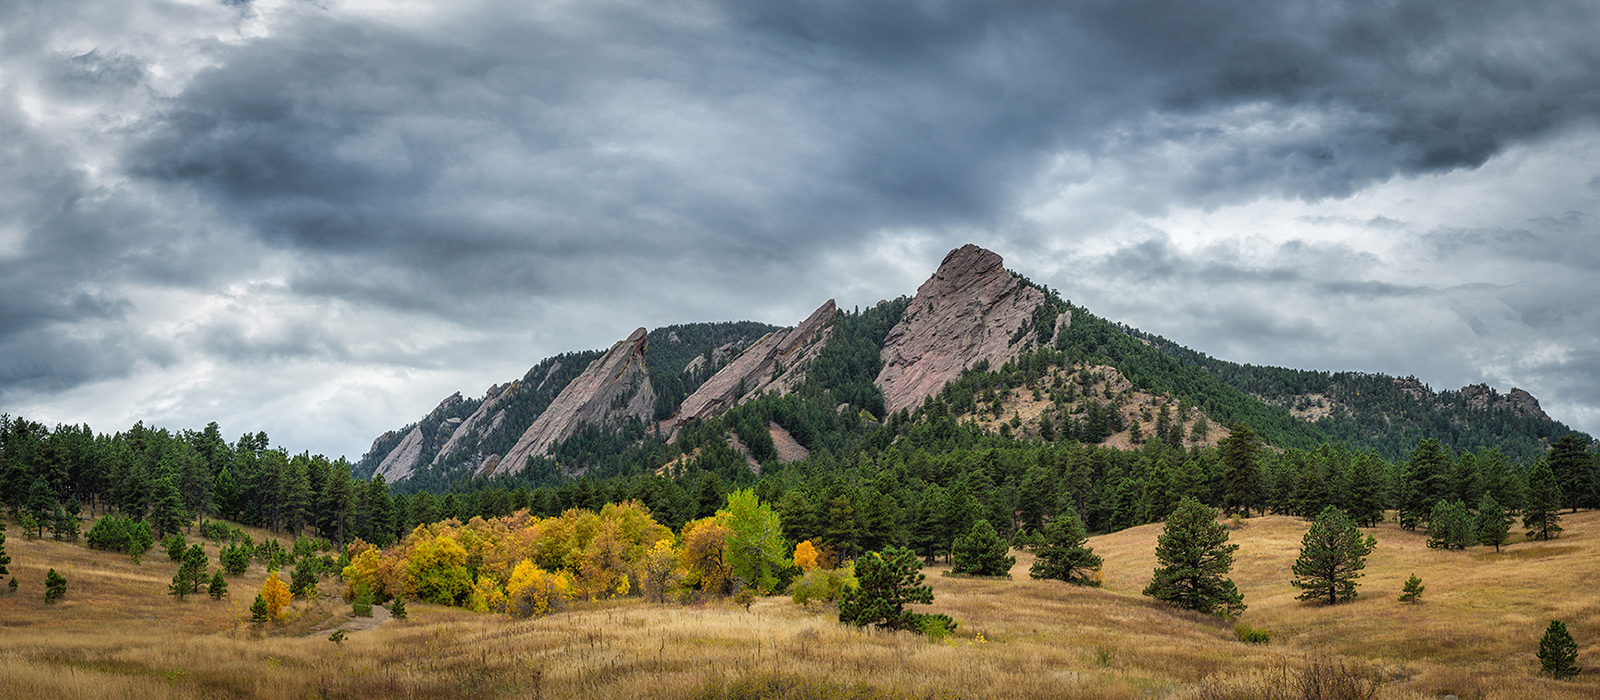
[3,0,1600,454]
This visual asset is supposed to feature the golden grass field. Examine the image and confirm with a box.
[2,510,1598,699]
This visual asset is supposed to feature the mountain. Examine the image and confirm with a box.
[357,244,1582,486]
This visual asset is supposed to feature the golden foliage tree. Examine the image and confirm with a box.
[259,571,292,620]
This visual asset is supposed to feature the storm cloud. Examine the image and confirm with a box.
[2,0,1598,456]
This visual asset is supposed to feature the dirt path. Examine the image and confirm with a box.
[314,603,392,634]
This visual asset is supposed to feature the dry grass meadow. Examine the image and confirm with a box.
[3,511,1598,699]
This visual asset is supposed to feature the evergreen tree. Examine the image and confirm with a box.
[1398,574,1424,603]
[1028,507,1102,586]
[250,594,270,623]
[389,593,408,619]
[1290,506,1376,605]
[1344,453,1387,526]
[1143,497,1245,616]
[209,570,228,599]
[1399,439,1453,531]
[1539,620,1581,680]
[0,522,10,576]
[1424,500,1476,550]
[951,519,1015,577]
[25,476,56,539]
[290,559,319,598]
[1475,448,1526,514]
[1220,424,1263,517]
[839,546,937,632]
[1476,494,1512,552]
[170,544,209,599]
[44,568,66,603]
[148,477,190,538]
[1523,461,1564,541]
[221,542,252,576]
[1547,433,1597,512]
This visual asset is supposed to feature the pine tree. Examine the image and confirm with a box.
[1476,494,1511,552]
[25,477,56,539]
[1539,620,1581,680]
[44,568,67,604]
[1028,507,1102,586]
[1220,424,1262,517]
[389,593,408,620]
[1344,454,1387,527]
[1143,497,1245,617]
[1523,461,1564,541]
[170,544,209,599]
[839,546,936,632]
[250,594,270,623]
[208,570,228,600]
[1424,500,1475,550]
[1399,439,1453,531]
[149,477,190,538]
[0,522,10,576]
[1547,433,1595,512]
[1398,574,1424,603]
[1290,506,1376,605]
[951,519,1015,577]
[290,559,320,599]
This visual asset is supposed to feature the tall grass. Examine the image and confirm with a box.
[2,512,1598,698]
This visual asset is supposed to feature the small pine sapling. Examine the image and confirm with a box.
[0,521,10,576]
[389,594,407,620]
[1539,620,1582,680]
[1398,574,1424,604]
[208,570,228,600]
[44,568,67,604]
[250,594,270,623]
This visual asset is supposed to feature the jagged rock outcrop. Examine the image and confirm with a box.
[875,244,1049,415]
[1461,383,1550,420]
[372,393,463,483]
[665,300,839,432]
[429,381,516,473]
[495,328,655,476]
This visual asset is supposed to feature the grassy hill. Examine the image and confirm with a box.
[3,511,1597,699]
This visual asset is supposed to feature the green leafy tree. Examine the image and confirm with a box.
[1539,620,1581,680]
[353,583,374,617]
[722,489,788,594]
[1220,424,1263,517]
[208,570,228,600]
[1029,507,1102,586]
[1290,506,1376,605]
[951,519,1015,577]
[1143,496,1245,617]
[1523,461,1564,541]
[839,546,937,632]
[1424,500,1475,550]
[1398,574,1424,603]
[44,568,66,604]
[1476,494,1511,552]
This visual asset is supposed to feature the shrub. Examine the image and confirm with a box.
[259,572,292,620]
[505,560,571,618]
[352,583,374,618]
[1234,623,1271,645]
[790,566,857,610]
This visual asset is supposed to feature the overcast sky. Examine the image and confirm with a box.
[3,0,1598,460]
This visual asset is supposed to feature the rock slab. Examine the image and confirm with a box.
[496,328,655,476]
[875,244,1046,415]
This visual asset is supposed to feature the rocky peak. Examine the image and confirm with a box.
[875,244,1048,415]
[494,327,655,476]
[372,392,465,483]
[665,300,839,433]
